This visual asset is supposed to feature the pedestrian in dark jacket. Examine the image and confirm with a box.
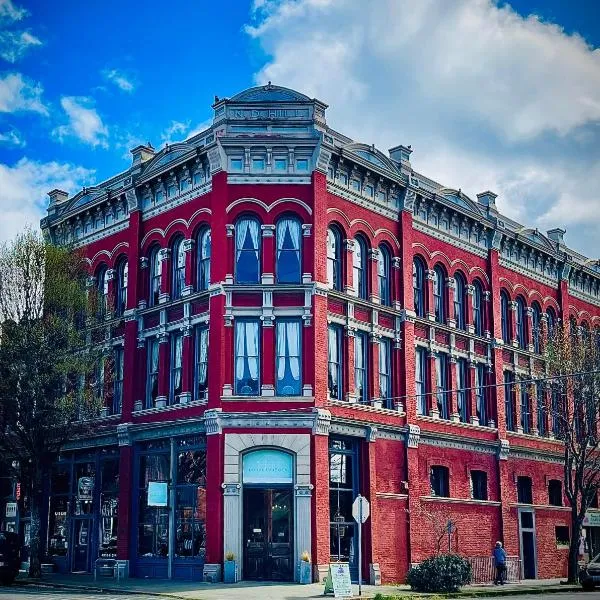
[493,541,507,585]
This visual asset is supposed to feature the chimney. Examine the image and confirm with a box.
[547,228,566,245]
[48,189,69,206]
[388,144,413,165]
[130,143,155,166]
[476,191,498,211]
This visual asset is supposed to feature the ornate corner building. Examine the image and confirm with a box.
[10,84,598,583]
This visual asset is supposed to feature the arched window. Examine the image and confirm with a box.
[171,237,186,300]
[546,307,556,339]
[235,216,261,284]
[149,246,161,307]
[378,245,391,306]
[96,265,109,317]
[516,296,527,349]
[454,272,467,330]
[196,227,211,291]
[472,280,484,336]
[353,236,368,300]
[569,315,578,338]
[531,302,542,353]
[276,216,301,283]
[326,226,342,291]
[115,258,128,316]
[433,265,446,323]
[500,290,510,343]
[413,257,426,317]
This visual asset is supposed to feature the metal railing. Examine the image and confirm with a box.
[468,556,521,583]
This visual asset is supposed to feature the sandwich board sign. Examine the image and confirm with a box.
[324,562,352,597]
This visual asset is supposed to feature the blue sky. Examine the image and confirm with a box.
[0,0,599,258]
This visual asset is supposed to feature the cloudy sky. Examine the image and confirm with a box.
[0,0,599,257]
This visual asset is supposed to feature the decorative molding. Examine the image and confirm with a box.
[117,423,131,446]
[498,439,510,460]
[204,408,223,435]
[407,424,421,448]
[312,408,332,435]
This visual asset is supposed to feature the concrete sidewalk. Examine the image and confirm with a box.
[14,573,580,599]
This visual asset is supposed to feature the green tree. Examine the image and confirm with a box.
[0,229,102,578]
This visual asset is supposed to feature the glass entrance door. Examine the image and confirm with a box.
[72,518,91,572]
[243,488,293,581]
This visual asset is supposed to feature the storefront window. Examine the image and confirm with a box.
[74,462,95,516]
[99,459,119,558]
[48,463,71,557]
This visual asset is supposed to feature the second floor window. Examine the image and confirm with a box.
[531,302,542,353]
[354,331,368,404]
[456,358,468,423]
[172,238,186,300]
[378,245,391,306]
[194,326,209,400]
[113,346,124,414]
[353,237,368,300]
[328,325,343,400]
[413,257,426,317]
[473,280,484,335]
[430,465,449,497]
[504,370,515,431]
[327,227,342,291]
[548,480,562,506]
[520,376,531,434]
[517,476,533,504]
[276,319,302,395]
[501,291,510,343]
[197,228,211,291]
[415,347,427,415]
[146,338,159,408]
[475,363,487,426]
[435,353,449,419]
[235,217,261,284]
[97,266,109,317]
[149,247,161,307]
[471,470,488,501]
[115,259,128,316]
[276,217,301,283]
[235,319,260,395]
[516,296,527,349]
[433,266,446,323]
[454,273,467,330]
[170,333,183,404]
[537,382,546,436]
[379,337,392,409]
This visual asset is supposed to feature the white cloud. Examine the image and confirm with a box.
[0,0,27,24]
[0,126,24,147]
[102,69,137,93]
[0,30,42,62]
[248,0,600,257]
[0,157,95,242]
[0,72,47,114]
[53,96,109,148]
[160,120,190,144]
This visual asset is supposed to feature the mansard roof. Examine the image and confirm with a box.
[229,83,312,104]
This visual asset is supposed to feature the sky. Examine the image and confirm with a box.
[0,0,599,257]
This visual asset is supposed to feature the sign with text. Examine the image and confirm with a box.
[147,481,168,507]
[5,502,17,518]
[584,511,600,527]
[324,562,352,598]
[242,449,293,484]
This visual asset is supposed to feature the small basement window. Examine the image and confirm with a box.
[430,465,449,498]
[555,526,570,546]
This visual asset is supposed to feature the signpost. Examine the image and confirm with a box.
[352,494,370,597]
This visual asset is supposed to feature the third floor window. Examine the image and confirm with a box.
[235,217,261,284]
[276,217,301,283]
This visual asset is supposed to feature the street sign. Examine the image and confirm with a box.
[352,495,370,524]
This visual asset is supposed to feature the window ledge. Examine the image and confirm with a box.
[133,399,208,416]
[512,503,570,511]
[420,496,501,507]
[376,492,408,500]
[416,415,497,431]
[328,399,406,417]
[221,395,314,403]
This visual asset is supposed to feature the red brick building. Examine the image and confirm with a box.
[20,83,600,583]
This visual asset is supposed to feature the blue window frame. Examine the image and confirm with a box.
[433,265,446,323]
[194,325,209,401]
[169,332,183,404]
[504,371,515,431]
[516,297,527,349]
[235,319,260,395]
[379,337,392,408]
[353,237,368,299]
[520,376,531,433]
[146,338,159,408]
[537,381,546,436]
[454,273,467,330]
[113,346,124,414]
[435,353,449,419]
[149,246,161,307]
[275,319,302,396]
[378,245,391,306]
[415,347,427,415]
[327,227,342,291]
[413,257,426,318]
[328,325,343,400]
[501,291,510,343]
[235,217,261,284]
[354,331,369,404]
[473,280,484,335]
[115,259,128,317]
[456,358,468,423]
[475,363,487,425]
[172,237,186,300]
[276,217,301,283]
[196,228,211,291]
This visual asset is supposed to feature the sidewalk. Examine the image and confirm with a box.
[15,573,579,599]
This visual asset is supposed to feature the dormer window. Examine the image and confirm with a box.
[377,190,386,203]
[295,158,309,171]
[230,157,243,171]
[180,177,190,193]
[351,179,360,192]
[155,188,164,203]
[274,158,288,171]
[364,184,374,198]
[252,157,265,171]
[193,170,204,186]
[167,183,177,198]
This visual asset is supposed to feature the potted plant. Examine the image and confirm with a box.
[224,551,237,583]
[299,550,312,584]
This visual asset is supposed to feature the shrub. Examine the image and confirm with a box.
[406,553,472,593]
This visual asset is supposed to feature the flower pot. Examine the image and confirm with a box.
[223,559,237,583]
[299,560,312,584]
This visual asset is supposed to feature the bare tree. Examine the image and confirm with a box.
[0,229,102,578]
[540,319,600,583]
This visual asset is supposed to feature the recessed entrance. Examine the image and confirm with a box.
[243,488,293,581]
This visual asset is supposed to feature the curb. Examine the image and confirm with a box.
[371,584,581,599]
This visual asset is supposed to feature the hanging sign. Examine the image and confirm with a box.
[584,511,600,527]
[324,562,352,598]
[5,502,17,518]
[147,481,168,507]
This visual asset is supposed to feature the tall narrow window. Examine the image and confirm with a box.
[456,358,468,423]
[413,257,426,317]
[379,337,392,408]
[327,227,342,291]
[504,371,515,431]
[115,259,128,316]
[433,266,446,323]
[149,246,161,307]
[520,376,531,433]
[328,325,343,400]
[500,291,510,343]
[97,266,109,317]
[475,363,487,426]
[546,308,556,339]
[113,346,124,414]
[435,353,449,419]
[235,319,260,395]
[378,245,391,306]
[415,347,427,415]
[473,281,484,336]
[537,381,546,437]
[430,466,449,497]
[194,325,209,400]
[170,332,183,404]
[354,331,368,404]
[276,319,302,395]
[551,386,562,438]
[146,338,159,408]
[548,480,562,506]
[471,470,488,501]
[516,297,527,349]
[517,476,533,504]
[353,237,368,299]
[235,217,261,284]
[531,302,542,353]
[276,217,301,283]
[454,273,467,330]
[196,228,211,291]
[172,237,186,300]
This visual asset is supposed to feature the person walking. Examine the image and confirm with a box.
[493,541,507,585]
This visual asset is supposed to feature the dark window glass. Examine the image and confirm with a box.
[97,266,108,317]
[531,303,542,353]
[146,338,159,408]
[353,237,368,299]
[170,332,183,404]
[548,480,562,506]
[235,217,261,284]
[149,247,161,307]
[433,266,445,323]
[471,470,488,501]
[413,258,426,317]
[379,337,392,408]
[536,382,546,437]
[454,274,467,330]
[378,245,391,306]
[516,297,527,349]
[504,371,516,432]
[113,346,124,414]
[328,325,344,400]
[430,466,449,497]
[196,228,211,291]
[354,331,369,404]
[520,377,531,434]
[473,281,484,335]
[456,358,468,423]
[415,347,427,415]
[275,319,302,395]
[327,227,342,291]
[501,291,510,343]
[517,476,533,504]
[234,319,260,395]
[172,237,186,300]
[556,526,569,545]
[475,363,487,426]
[276,217,301,283]
[546,308,556,338]
[435,353,449,419]
[115,259,128,316]
[194,326,209,400]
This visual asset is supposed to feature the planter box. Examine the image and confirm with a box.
[223,560,237,583]
[299,560,312,584]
